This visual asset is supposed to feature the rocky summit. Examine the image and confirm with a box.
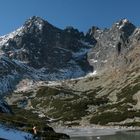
[0,16,94,95]
[1,17,140,130]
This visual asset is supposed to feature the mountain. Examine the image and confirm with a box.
[1,17,140,129]
[88,19,136,72]
[0,16,94,95]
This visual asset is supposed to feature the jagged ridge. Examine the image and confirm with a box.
[0,16,94,95]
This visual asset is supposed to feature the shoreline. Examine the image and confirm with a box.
[54,125,140,137]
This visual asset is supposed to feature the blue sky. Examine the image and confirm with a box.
[0,0,140,35]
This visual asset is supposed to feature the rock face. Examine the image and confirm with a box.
[1,16,94,70]
[0,99,12,113]
[88,19,136,72]
[0,16,94,94]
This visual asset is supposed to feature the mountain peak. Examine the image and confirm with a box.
[112,18,136,38]
[24,16,51,31]
[114,18,135,30]
[26,16,45,23]
[119,18,129,24]
[29,16,44,20]
[24,16,44,30]
[87,26,100,36]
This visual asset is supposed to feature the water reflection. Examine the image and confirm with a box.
[70,131,140,140]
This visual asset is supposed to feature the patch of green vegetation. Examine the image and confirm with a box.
[89,83,140,125]
[121,122,140,127]
[90,112,123,125]
[90,110,140,125]
[36,86,58,97]
[47,96,108,122]
[98,101,133,113]
[7,86,108,126]
[133,75,140,84]
[37,86,108,121]
[117,84,139,105]
[1,105,49,129]
[36,86,79,98]
[31,86,108,122]
[47,98,88,121]
[82,86,102,95]
[31,98,45,107]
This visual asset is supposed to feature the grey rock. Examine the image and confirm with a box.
[88,19,136,72]
[0,99,12,113]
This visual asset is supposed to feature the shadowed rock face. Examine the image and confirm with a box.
[0,16,95,94]
[1,16,94,70]
[0,100,12,113]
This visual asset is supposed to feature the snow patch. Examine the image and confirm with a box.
[0,124,32,140]
[80,40,93,47]
[118,19,129,30]
[35,20,43,30]
[101,60,108,63]
[115,19,129,30]
[122,19,129,24]
[87,71,97,76]
[72,48,91,59]
[133,28,140,36]
[56,47,71,52]
[90,59,98,63]
[0,26,24,46]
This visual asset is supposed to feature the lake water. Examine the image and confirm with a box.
[70,131,140,140]
[55,127,140,140]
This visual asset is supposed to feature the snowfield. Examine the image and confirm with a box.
[0,125,32,140]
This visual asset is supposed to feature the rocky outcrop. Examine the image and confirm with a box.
[1,16,94,70]
[0,99,12,113]
[87,19,136,72]
[0,16,95,94]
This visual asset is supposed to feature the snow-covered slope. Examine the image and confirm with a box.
[0,124,32,140]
